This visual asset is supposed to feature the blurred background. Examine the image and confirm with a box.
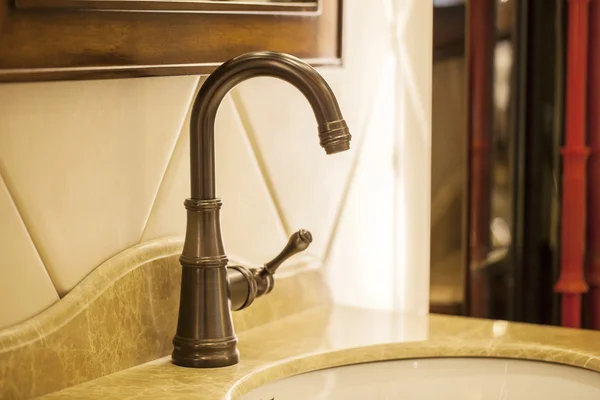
[430,0,600,329]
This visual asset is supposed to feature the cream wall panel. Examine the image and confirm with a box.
[0,76,199,295]
[0,174,59,329]
[391,0,432,314]
[233,77,354,260]
[0,0,432,324]
[325,60,396,310]
[233,0,393,260]
[142,95,288,265]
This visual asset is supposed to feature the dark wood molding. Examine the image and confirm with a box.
[430,301,463,316]
[433,4,465,61]
[0,0,7,27]
[15,0,318,13]
[466,0,495,318]
[0,0,341,82]
[433,4,513,62]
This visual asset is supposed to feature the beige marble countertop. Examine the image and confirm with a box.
[43,305,600,399]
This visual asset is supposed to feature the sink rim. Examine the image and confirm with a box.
[227,340,600,399]
[241,356,600,400]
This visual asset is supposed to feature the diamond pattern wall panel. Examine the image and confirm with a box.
[0,76,199,295]
[233,0,393,260]
[0,174,59,329]
[142,94,288,265]
[325,57,397,310]
[0,0,432,324]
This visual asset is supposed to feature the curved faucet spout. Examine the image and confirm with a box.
[189,51,351,199]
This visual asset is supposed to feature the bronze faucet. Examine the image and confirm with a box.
[172,51,351,368]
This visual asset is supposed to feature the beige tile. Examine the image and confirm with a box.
[0,174,59,329]
[142,94,288,265]
[232,0,392,260]
[0,76,199,295]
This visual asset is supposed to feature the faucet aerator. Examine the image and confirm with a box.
[324,140,351,155]
[318,119,351,155]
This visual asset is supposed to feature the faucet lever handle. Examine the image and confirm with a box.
[262,229,313,276]
[228,229,313,311]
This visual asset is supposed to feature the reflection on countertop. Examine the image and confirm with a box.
[43,305,600,399]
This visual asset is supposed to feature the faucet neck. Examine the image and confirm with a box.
[189,51,345,199]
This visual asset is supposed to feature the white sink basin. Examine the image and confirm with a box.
[242,358,600,400]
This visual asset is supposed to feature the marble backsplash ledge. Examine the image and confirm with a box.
[0,237,329,400]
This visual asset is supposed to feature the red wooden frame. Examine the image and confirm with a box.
[587,0,600,330]
[467,0,494,318]
[555,0,591,328]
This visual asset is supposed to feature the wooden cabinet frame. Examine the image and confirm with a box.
[0,0,342,82]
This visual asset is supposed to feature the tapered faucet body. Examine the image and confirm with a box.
[172,51,351,368]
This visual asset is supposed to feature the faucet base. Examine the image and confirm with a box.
[172,335,240,368]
